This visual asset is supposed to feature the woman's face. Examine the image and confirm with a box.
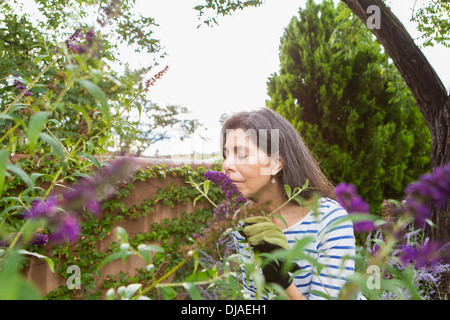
[222,128,281,200]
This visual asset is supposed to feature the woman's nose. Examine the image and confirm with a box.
[222,155,237,175]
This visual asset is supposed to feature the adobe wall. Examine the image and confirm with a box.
[20,158,214,298]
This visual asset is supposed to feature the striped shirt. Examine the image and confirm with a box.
[232,197,362,300]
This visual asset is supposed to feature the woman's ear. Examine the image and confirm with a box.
[270,153,283,176]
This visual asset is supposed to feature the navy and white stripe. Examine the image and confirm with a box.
[233,197,364,300]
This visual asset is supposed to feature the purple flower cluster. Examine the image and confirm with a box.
[204,171,245,203]
[65,28,100,56]
[187,171,249,256]
[50,216,80,244]
[399,241,450,269]
[24,157,136,244]
[13,79,31,96]
[204,171,247,218]
[335,183,376,233]
[25,196,58,219]
[213,203,231,220]
[403,164,450,228]
[30,233,49,246]
[65,28,82,51]
[97,0,122,27]
[0,232,49,248]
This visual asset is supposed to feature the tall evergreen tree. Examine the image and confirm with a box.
[266,0,430,212]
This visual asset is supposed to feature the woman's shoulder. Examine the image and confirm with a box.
[311,197,349,223]
[315,197,347,213]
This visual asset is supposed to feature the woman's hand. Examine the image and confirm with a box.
[242,216,299,289]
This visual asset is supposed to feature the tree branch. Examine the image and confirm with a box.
[341,0,448,128]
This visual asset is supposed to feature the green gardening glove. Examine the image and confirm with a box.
[242,216,299,289]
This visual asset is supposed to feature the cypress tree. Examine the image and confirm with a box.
[267,0,430,212]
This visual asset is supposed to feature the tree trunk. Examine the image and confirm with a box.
[340,0,450,243]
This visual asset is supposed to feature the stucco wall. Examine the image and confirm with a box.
[20,158,214,298]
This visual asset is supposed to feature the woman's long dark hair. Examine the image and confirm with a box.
[221,108,336,202]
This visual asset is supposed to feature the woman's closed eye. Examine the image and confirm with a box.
[237,152,248,160]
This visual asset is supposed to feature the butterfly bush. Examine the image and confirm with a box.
[193,166,450,299]
[336,163,450,299]
[335,182,376,232]
[101,162,450,300]
[204,171,246,204]
[21,157,136,244]
[189,171,248,255]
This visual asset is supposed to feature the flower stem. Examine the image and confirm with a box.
[133,258,189,299]
[0,123,21,145]
[3,58,56,114]
[267,186,306,217]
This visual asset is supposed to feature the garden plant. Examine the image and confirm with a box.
[0,0,449,300]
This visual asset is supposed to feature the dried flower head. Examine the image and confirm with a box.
[143,66,169,93]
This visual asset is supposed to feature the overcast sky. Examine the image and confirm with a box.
[120,0,449,157]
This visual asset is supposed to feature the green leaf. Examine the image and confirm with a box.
[183,282,202,300]
[193,194,203,207]
[308,289,331,300]
[98,251,132,269]
[6,163,34,189]
[269,214,288,228]
[203,180,210,195]
[115,226,129,243]
[138,244,164,264]
[293,195,305,206]
[77,80,110,122]
[0,149,8,196]
[27,112,50,153]
[18,249,55,273]
[39,132,66,160]
[71,104,92,133]
[0,250,42,300]
[75,152,102,170]
[284,184,292,198]
[124,283,141,299]
[159,287,177,300]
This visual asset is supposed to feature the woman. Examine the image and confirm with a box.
[221,108,359,300]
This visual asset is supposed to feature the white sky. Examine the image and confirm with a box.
[120,0,449,157]
[13,0,449,157]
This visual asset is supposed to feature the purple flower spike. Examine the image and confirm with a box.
[335,183,375,233]
[353,220,377,233]
[214,203,231,220]
[25,196,58,219]
[86,199,101,215]
[405,164,450,209]
[335,183,370,214]
[399,241,443,269]
[51,216,80,244]
[403,198,431,229]
[399,245,418,267]
[204,171,245,202]
[31,233,49,247]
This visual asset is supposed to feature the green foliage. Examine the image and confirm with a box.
[36,164,224,300]
[0,0,180,156]
[0,0,206,300]
[194,0,264,26]
[267,0,431,212]
[412,0,450,47]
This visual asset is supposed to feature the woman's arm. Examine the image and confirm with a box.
[285,283,308,300]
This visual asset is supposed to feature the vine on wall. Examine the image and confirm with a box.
[39,163,224,300]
